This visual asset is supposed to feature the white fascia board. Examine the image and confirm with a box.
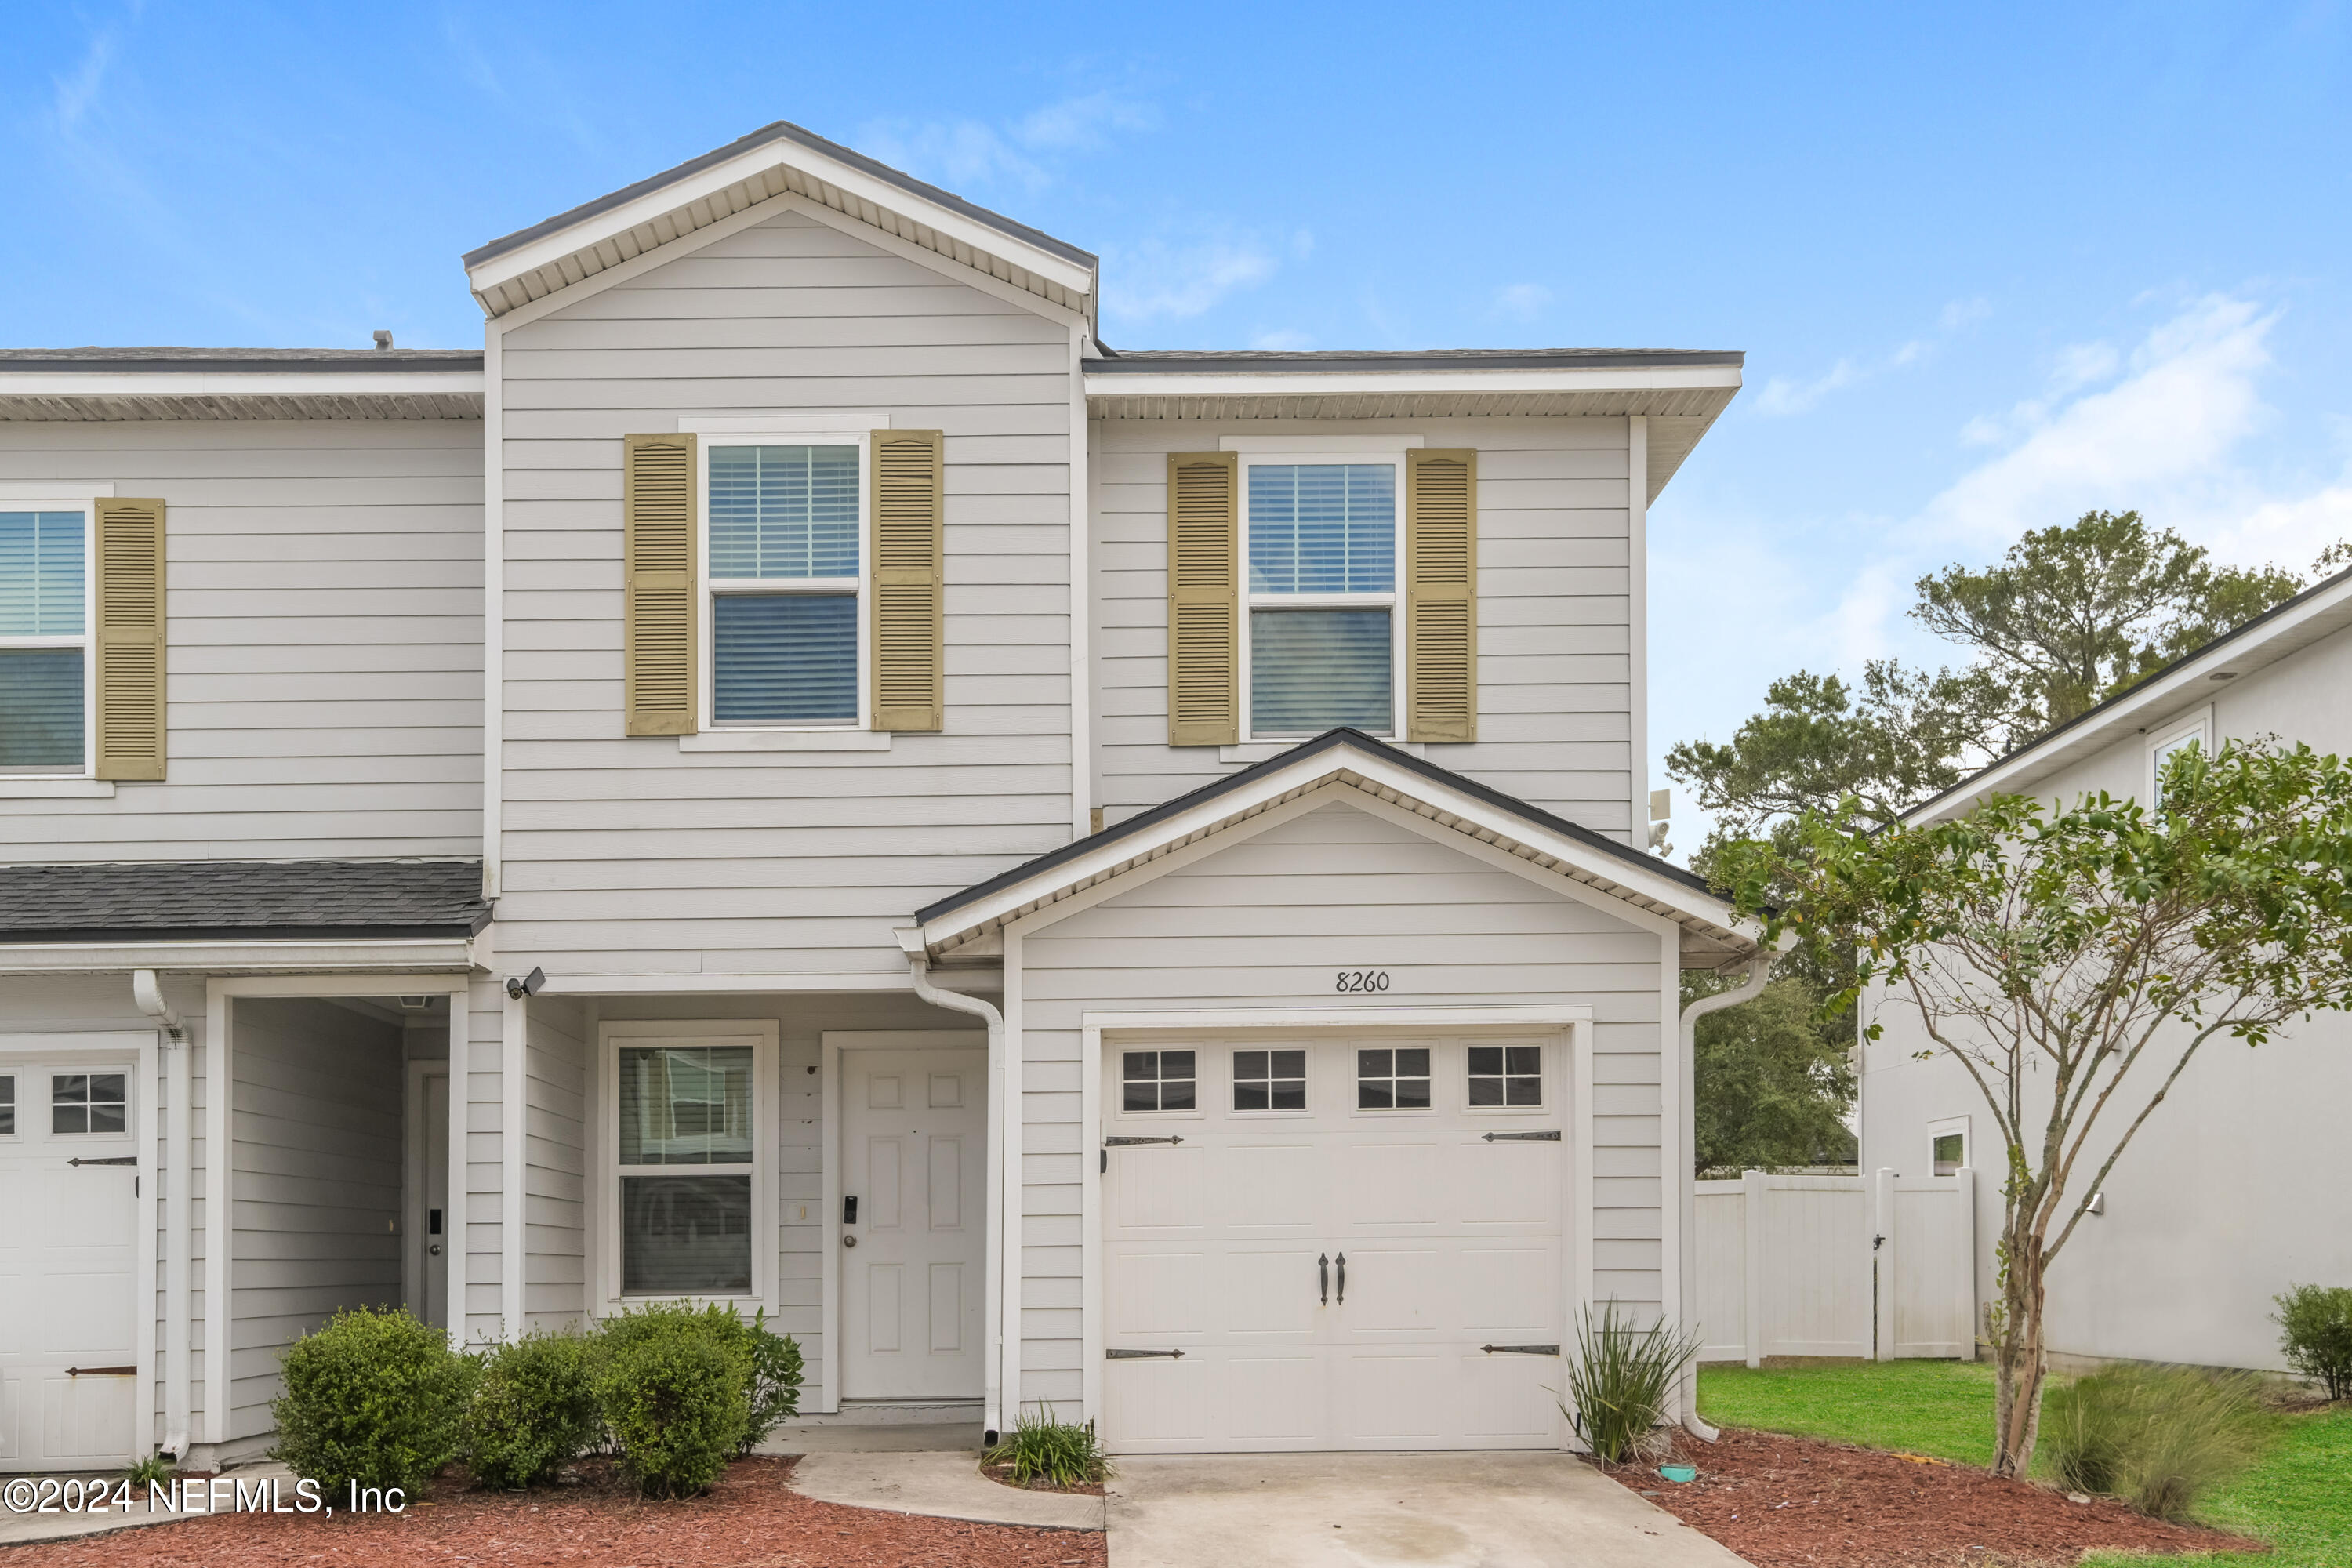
[1907,572,2352,824]
[1083,363,1743,401]
[916,742,1747,949]
[0,938,480,975]
[465,139,1095,303]
[0,370,485,398]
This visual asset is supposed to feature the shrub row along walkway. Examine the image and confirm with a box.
[0,1458,1104,1568]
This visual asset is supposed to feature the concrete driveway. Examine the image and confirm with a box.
[1107,1452,1748,1568]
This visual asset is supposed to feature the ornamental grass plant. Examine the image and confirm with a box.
[2043,1363,2275,1521]
[1559,1299,1704,1464]
[985,1403,1107,1487]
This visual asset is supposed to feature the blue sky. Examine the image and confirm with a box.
[9,2,2352,854]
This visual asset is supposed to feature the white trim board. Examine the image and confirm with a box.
[1074,1005,1595,1437]
[816,1029,988,1415]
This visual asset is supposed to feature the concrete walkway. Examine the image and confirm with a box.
[786,1449,1105,1532]
[1107,1452,1749,1568]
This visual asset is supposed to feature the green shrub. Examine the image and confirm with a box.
[591,1301,752,1497]
[732,1308,805,1453]
[985,1403,1106,1487]
[2274,1283,2352,1401]
[270,1305,474,1497]
[2042,1363,2274,1520]
[1559,1300,1703,1465]
[463,1328,603,1489]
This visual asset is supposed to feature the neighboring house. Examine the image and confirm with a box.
[1862,568,2352,1377]
[0,119,1756,1472]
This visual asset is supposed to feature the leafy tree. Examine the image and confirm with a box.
[1717,740,2352,1479]
[1689,971,1857,1174]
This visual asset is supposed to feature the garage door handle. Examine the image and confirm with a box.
[1335,1251,1345,1305]
[67,1366,137,1377]
[1317,1252,1328,1305]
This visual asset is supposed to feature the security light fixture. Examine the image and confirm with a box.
[505,966,546,1000]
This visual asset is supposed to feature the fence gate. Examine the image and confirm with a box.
[1694,1167,1976,1365]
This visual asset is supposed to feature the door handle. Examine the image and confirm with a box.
[1317,1252,1328,1305]
[427,1243,442,1256]
[1336,1252,1346,1305]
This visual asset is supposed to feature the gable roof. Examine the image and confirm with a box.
[914,729,1756,967]
[463,118,1098,322]
[1905,562,2352,825]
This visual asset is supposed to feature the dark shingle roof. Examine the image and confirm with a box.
[0,347,482,373]
[0,859,490,943]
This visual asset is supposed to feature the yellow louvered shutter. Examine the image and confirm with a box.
[623,433,697,736]
[1166,452,1239,746]
[1406,448,1477,743]
[872,429,945,731]
[93,498,166,780]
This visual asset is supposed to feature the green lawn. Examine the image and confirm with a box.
[1695,1360,2352,1567]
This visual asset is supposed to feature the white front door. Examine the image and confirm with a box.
[1102,1036,1568,1453]
[840,1047,985,1399]
[0,1060,141,1472]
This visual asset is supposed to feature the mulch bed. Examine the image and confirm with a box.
[1601,1428,2267,1567]
[2,1457,1105,1568]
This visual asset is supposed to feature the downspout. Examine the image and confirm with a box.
[132,971,192,1461]
[895,931,1007,1444]
[1675,949,1772,1439]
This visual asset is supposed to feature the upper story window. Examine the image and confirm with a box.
[702,441,866,729]
[2149,710,2211,805]
[1243,460,1399,738]
[0,507,91,775]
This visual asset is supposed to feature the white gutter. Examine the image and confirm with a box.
[0,369,485,399]
[896,931,1009,1442]
[1675,951,1773,1439]
[1081,363,1742,401]
[0,937,481,975]
[133,971,193,1461]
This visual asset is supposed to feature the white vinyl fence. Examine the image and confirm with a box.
[1695,1167,1976,1365]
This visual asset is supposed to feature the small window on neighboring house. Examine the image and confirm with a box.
[53,1072,126,1135]
[0,508,90,775]
[1929,1118,1969,1176]
[1356,1047,1431,1110]
[1232,1049,1306,1112]
[2150,714,2211,805]
[1123,1051,1196,1112]
[706,443,863,727]
[1467,1044,1542,1107]
[0,1075,14,1135]
[1245,462,1399,736]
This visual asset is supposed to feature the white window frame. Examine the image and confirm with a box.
[1114,1045,1205,1120]
[1928,1115,1970,1176]
[1226,1044,1312,1117]
[0,1069,16,1137]
[1349,1038,1439,1118]
[597,1021,779,1312]
[1461,1037,1549,1115]
[2147,706,2212,804]
[695,433,873,733]
[0,498,96,779]
[1237,452,1406,741]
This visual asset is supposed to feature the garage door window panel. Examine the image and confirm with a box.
[1466,1045,1542,1109]
[1356,1047,1432,1111]
[52,1072,127,1135]
[1232,1049,1307,1112]
[0,1074,13,1135]
[1122,1050,1196,1113]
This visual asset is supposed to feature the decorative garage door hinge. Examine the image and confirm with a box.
[1480,1130,1560,1142]
[69,1156,140,1166]
[66,1365,138,1377]
[1105,1348,1185,1359]
[1478,1344,1561,1356]
[1103,1135,1183,1146]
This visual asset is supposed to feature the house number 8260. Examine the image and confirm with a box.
[1334,970,1392,993]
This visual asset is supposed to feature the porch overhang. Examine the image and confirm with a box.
[913,730,1758,969]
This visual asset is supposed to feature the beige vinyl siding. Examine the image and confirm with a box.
[227,997,405,1440]
[1091,417,1634,838]
[497,205,1074,974]
[524,997,590,1331]
[0,420,481,860]
[462,978,505,1346]
[1014,799,1667,1405]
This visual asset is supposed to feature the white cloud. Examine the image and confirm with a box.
[1250,329,1312,350]
[1755,298,1988,418]
[53,20,122,133]
[858,91,1156,195]
[1492,283,1552,321]
[1014,91,1157,151]
[1103,236,1279,323]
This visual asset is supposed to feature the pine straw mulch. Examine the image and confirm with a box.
[1597,1428,2268,1567]
[0,1457,1105,1568]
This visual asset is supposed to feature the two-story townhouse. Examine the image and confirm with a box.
[0,120,1758,1472]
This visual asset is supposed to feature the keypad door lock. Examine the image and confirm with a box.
[843,1195,859,1246]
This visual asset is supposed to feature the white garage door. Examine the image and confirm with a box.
[1102,1035,1568,1453]
[0,1061,142,1472]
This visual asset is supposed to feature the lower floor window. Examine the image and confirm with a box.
[713,594,858,724]
[1250,608,1392,734]
[1467,1045,1541,1107]
[1356,1047,1431,1110]
[621,1174,753,1294]
[1232,1049,1306,1111]
[0,648,83,771]
[53,1071,125,1134]
[1123,1050,1195,1112]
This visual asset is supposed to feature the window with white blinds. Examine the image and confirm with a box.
[703,441,866,729]
[0,508,90,773]
[1242,460,1400,737]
